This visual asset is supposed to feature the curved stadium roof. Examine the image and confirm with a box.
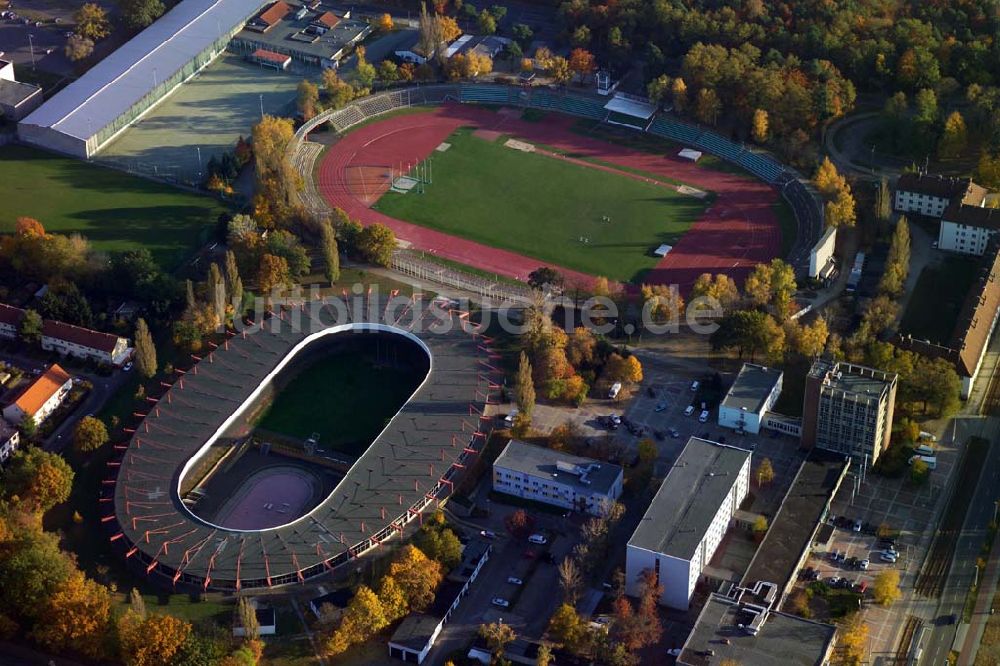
[109,295,497,591]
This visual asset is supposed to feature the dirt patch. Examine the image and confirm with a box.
[473,129,504,142]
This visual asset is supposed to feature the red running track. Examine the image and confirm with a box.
[315,104,781,292]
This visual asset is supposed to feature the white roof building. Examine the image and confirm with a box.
[18,0,265,157]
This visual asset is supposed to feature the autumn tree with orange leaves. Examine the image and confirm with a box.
[31,570,112,659]
[117,611,192,666]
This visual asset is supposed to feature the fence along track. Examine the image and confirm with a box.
[287,82,824,292]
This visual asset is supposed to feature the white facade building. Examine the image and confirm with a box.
[41,320,131,365]
[0,419,20,466]
[938,204,1000,256]
[808,226,837,280]
[492,439,623,516]
[626,438,751,610]
[2,364,73,426]
[893,173,985,218]
[717,364,783,435]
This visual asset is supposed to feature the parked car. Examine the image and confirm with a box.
[698,409,710,423]
[690,380,700,392]
[860,559,870,571]
[123,361,133,372]
[504,409,519,426]
[684,405,695,417]
[655,401,667,412]
[669,428,680,438]
[507,577,523,585]
[528,533,548,545]
[480,530,496,539]
[846,556,859,569]
[492,598,510,608]
[880,551,898,563]
[852,519,863,532]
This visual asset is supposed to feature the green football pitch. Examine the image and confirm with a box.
[374,128,710,283]
[255,350,422,458]
[0,145,227,270]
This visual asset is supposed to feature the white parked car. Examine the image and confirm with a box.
[880,551,898,563]
[698,409,709,423]
[528,533,547,545]
[684,405,695,417]
[123,361,133,372]
[507,576,523,585]
[480,530,496,539]
[491,597,510,608]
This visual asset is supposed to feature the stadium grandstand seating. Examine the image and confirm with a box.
[647,116,703,145]
[330,105,365,132]
[357,91,404,117]
[460,84,518,105]
[528,91,558,110]
[556,95,605,120]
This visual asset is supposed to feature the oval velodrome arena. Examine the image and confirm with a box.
[110,295,499,591]
[113,83,823,593]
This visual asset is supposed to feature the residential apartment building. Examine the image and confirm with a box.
[801,360,897,466]
[0,418,20,466]
[938,203,1000,256]
[626,438,751,610]
[894,173,986,218]
[896,240,1000,399]
[2,364,72,426]
[492,439,623,517]
[0,303,131,365]
[718,363,783,435]
[41,319,131,365]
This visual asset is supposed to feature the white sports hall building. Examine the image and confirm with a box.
[18,0,264,158]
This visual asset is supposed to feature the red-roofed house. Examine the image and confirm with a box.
[311,11,339,32]
[0,302,130,365]
[248,48,292,70]
[0,303,23,339]
[3,364,72,425]
[246,1,291,32]
[42,319,130,365]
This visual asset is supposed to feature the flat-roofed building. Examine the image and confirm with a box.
[626,438,751,609]
[801,360,897,466]
[2,364,72,426]
[230,3,370,70]
[492,439,623,517]
[718,364,783,435]
[0,60,43,121]
[678,587,836,666]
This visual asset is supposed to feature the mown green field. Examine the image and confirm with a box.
[0,145,226,269]
[374,127,709,283]
[256,350,422,457]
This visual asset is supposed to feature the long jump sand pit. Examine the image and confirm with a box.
[212,466,318,530]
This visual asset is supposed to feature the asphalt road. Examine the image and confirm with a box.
[921,417,1000,666]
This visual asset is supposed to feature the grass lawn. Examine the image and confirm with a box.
[0,145,227,270]
[256,348,422,456]
[900,257,981,344]
[374,127,708,282]
[774,200,798,258]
